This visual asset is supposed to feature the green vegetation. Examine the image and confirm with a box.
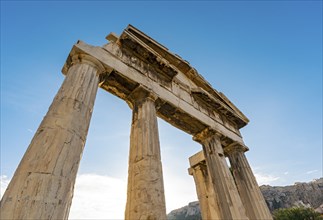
[273,207,322,220]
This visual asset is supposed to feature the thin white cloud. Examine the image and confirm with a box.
[69,173,127,220]
[254,172,280,185]
[70,172,197,219]
[284,171,289,175]
[306,170,318,174]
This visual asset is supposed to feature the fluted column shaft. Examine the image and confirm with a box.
[189,163,221,220]
[125,90,166,220]
[0,55,104,220]
[194,129,249,220]
[227,146,273,220]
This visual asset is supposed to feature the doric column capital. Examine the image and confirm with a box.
[127,85,158,108]
[224,142,249,155]
[193,127,221,144]
[188,165,207,176]
[62,53,106,77]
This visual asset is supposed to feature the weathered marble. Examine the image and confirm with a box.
[194,129,249,220]
[0,54,105,220]
[125,87,167,220]
[189,152,221,220]
[227,144,273,220]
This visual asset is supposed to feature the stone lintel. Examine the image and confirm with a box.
[106,32,119,43]
[66,41,246,145]
[188,151,207,176]
[189,151,206,168]
[120,25,249,128]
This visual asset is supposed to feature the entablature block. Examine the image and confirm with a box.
[62,25,251,147]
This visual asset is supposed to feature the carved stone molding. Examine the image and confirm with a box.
[193,127,221,144]
[126,85,158,109]
[63,53,106,77]
[224,142,249,156]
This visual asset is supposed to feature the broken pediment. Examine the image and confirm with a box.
[118,25,178,83]
[113,24,249,129]
[67,25,249,143]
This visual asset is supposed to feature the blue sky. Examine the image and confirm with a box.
[1,1,322,219]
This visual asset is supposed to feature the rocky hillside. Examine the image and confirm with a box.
[261,178,323,212]
[167,178,323,220]
[168,202,201,220]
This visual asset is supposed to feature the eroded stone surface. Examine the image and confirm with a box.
[0,56,104,220]
[194,129,249,220]
[188,152,221,220]
[227,145,273,220]
[125,89,167,220]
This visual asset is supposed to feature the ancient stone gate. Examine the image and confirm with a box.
[0,25,272,220]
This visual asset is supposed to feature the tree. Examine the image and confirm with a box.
[273,207,323,220]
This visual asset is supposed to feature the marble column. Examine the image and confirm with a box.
[226,144,273,220]
[194,128,249,220]
[0,54,105,220]
[125,87,166,220]
[188,151,221,220]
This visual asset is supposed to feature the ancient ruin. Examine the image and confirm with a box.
[0,25,272,219]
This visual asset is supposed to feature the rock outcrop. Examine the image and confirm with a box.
[168,202,201,220]
[261,178,323,212]
[167,178,323,220]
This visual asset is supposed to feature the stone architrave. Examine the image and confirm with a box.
[226,144,273,220]
[188,151,221,220]
[0,54,105,220]
[194,128,249,220]
[125,87,167,220]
